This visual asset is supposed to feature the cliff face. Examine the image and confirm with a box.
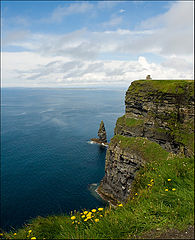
[115,80,194,155]
[98,80,194,203]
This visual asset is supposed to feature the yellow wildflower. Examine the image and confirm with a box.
[31,238,36,240]
[71,216,76,220]
[13,233,17,235]
[0,234,3,236]
[84,211,88,215]
[84,218,88,222]
[91,209,96,213]
[165,189,169,191]
[98,208,103,211]
[28,230,32,233]
[95,219,99,222]
[80,213,83,215]
[135,193,138,196]
[100,215,103,217]
[118,203,123,207]
[168,179,171,181]
[72,221,74,224]
[81,215,85,218]
[150,179,154,182]
[172,188,176,191]
[78,222,80,224]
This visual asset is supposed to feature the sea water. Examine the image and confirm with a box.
[1,88,125,230]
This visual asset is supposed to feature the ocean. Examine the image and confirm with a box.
[1,88,125,231]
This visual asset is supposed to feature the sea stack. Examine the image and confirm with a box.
[98,120,107,143]
[91,120,108,145]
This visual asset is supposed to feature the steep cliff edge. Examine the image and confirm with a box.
[98,80,194,203]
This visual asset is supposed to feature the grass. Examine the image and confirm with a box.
[114,115,144,135]
[127,80,194,97]
[2,136,194,240]
[116,115,144,128]
[111,135,169,163]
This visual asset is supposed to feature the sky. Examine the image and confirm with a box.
[1,1,194,88]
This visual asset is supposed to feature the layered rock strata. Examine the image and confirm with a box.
[91,120,108,145]
[98,80,194,203]
[115,80,194,156]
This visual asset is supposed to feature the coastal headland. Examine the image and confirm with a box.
[3,79,194,239]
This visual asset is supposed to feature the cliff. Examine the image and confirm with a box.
[98,80,194,203]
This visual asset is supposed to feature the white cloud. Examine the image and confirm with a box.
[2,30,31,46]
[138,1,193,57]
[2,1,193,87]
[102,16,123,28]
[2,52,193,88]
[50,2,93,22]
[119,9,126,13]
[4,1,193,63]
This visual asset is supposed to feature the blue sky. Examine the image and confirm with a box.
[1,1,194,87]
[2,1,170,34]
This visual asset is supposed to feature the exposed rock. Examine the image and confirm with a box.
[91,120,107,145]
[98,138,143,202]
[98,120,107,143]
[98,80,194,203]
[97,135,168,203]
[115,80,194,156]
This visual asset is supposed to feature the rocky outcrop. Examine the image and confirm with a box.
[98,121,107,143]
[115,80,194,156]
[91,120,107,145]
[98,136,144,203]
[98,80,194,203]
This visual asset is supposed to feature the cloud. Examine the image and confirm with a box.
[119,9,126,13]
[2,1,193,87]
[102,16,123,28]
[161,57,193,72]
[2,30,32,49]
[4,1,193,62]
[138,1,193,57]
[2,52,193,88]
[50,2,93,22]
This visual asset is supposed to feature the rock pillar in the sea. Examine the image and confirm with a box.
[91,120,108,145]
[98,120,107,143]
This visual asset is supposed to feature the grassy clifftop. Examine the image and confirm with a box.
[127,80,194,97]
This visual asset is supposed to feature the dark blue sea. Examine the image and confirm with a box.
[1,88,125,231]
